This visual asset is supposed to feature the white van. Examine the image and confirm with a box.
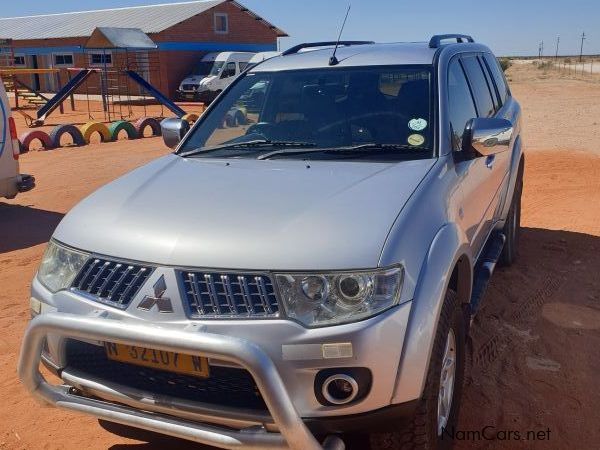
[177,52,256,103]
[0,77,34,199]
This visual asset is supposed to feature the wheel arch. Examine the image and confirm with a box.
[499,134,525,222]
[391,222,472,405]
[449,254,473,307]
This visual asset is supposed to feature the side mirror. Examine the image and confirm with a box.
[462,117,513,156]
[160,118,190,149]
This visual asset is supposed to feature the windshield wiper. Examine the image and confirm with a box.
[257,143,425,160]
[179,140,317,158]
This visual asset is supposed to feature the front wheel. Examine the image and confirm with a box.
[370,290,467,449]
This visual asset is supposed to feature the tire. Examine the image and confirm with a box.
[108,120,138,141]
[133,117,161,138]
[370,290,467,450]
[499,159,524,267]
[49,124,86,148]
[19,130,54,152]
[80,121,111,144]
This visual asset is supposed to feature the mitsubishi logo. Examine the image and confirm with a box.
[137,275,174,313]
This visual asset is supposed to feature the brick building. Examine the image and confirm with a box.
[0,0,286,97]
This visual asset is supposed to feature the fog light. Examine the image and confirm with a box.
[322,374,359,405]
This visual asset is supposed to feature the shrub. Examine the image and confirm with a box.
[499,58,512,72]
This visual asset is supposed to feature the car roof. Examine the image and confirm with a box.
[250,41,491,72]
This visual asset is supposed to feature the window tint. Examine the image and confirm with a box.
[181,66,434,161]
[478,55,499,110]
[222,62,236,78]
[461,55,495,117]
[483,53,510,104]
[448,60,477,151]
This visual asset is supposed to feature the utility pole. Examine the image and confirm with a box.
[580,32,586,62]
[555,36,560,60]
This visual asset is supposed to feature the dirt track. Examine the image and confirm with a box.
[1,65,600,449]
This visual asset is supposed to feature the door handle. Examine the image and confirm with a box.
[485,155,495,169]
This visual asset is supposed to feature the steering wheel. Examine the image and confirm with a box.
[245,122,274,139]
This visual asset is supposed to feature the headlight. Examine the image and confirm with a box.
[37,240,89,293]
[275,266,403,327]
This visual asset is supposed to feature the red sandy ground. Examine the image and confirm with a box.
[1,65,599,449]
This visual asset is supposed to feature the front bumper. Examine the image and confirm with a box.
[176,89,201,101]
[19,313,342,449]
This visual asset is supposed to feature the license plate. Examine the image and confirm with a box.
[184,94,195,99]
[104,342,210,378]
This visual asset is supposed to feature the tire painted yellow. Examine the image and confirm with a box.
[80,121,111,144]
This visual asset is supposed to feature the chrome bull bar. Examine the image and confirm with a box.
[18,313,344,450]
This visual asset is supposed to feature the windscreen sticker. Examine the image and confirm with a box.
[408,118,428,131]
[407,134,425,147]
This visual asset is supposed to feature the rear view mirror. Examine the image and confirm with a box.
[462,117,513,156]
[160,118,190,149]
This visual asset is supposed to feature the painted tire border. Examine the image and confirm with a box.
[49,124,86,148]
[80,121,111,144]
[181,113,199,124]
[108,120,138,141]
[19,130,54,152]
[134,117,161,137]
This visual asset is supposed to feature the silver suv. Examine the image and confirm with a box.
[19,35,523,450]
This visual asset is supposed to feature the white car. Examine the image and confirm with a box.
[0,77,34,199]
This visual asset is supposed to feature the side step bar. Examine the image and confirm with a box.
[470,232,506,315]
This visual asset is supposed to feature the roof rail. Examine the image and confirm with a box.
[429,34,474,48]
[282,41,374,56]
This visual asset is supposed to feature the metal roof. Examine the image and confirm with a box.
[0,0,287,41]
[85,28,158,49]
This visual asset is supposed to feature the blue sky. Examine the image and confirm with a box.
[2,0,598,56]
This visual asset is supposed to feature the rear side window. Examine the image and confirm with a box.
[461,55,495,118]
[448,60,477,151]
[483,53,510,104]
[478,55,499,110]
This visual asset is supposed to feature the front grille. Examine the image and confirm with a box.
[65,340,267,411]
[182,84,197,91]
[71,258,153,309]
[179,271,279,319]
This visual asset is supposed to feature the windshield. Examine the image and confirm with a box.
[178,66,434,161]
[192,61,215,76]
[209,61,226,76]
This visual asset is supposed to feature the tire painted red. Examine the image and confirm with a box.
[49,124,86,148]
[19,130,54,152]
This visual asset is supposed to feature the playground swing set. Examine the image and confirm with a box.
[1,29,201,152]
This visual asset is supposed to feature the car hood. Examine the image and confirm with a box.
[198,75,218,86]
[181,76,202,85]
[54,155,435,270]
